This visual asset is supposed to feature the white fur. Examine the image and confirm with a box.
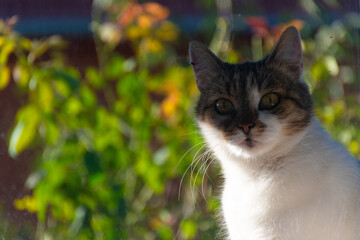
[199,118,360,240]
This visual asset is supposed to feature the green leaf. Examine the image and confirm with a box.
[54,78,72,97]
[64,97,83,116]
[86,67,104,89]
[157,225,173,240]
[105,56,124,79]
[84,151,102,175]
[116,73,145,103]
[43,116,60,144]
[53,70,80,90]
[37,81,54,113]
[311,60,328,82]
[9,105,41,157]
[180,220,197,239]
[80,85,97,108]
[34,183,51,222]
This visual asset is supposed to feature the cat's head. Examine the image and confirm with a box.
[189,26,313,159]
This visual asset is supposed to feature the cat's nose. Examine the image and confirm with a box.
[239,123,255,134]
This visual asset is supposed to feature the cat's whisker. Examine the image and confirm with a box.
[177,130,202,139]
[178,144,206,201]
[189,146,210,206]
[193,148,213,201]
[201,156,216,201]
[175,141,205,171]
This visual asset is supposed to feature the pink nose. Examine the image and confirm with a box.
[240,123,255,134]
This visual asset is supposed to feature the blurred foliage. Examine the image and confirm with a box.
[0,0,360,239]
[1,2,219,239]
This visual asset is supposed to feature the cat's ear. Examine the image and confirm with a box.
[189,41,225,92]
[267,26,303,79]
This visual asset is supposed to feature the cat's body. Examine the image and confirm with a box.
[201,119,360,240]
[189,26,360,240]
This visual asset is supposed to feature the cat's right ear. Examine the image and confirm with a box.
[267,26,303,79]
[189,41,224,93]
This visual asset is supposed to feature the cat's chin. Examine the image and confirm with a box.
[239,138,258,149]
[226,139,267,159]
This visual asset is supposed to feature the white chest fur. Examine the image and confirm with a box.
[200,120,360,240]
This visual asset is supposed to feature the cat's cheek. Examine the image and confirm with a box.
[250,113,285,153]
[257,113,283,140]
[198,121,227,151]
[198,121,251,159]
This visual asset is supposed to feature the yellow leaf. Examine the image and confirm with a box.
[23,195,38,213]
[0,65,10,90]
[161,83,180,117]
[142,38,163,53]
[20,38,32,50]
[126,25,147,40]
[137,14,155,28]
[0,36,5,48]
[156,21,178,42]
[13,195,38,213]
[349,141,359,154]
[0,41,14,64]
[14,198,25,210]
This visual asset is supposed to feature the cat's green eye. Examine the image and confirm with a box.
[259,93,280,110]
[215,99,234,115]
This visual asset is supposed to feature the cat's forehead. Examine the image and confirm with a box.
[225,61,265,95]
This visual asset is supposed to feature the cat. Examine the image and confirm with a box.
[189,26,360,240]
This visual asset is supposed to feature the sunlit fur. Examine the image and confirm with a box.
[189,26,360,240]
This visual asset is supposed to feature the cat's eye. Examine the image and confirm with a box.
[215,99,234,115]
[259,93,280,110]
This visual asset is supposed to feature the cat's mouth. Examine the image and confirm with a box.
[240,138,258,148]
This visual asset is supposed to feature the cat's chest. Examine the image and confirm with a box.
[221,178,283,240]
[220,161,325,236]
[222,179,314,240]
[219,164,360,240]
[221,175,285,219]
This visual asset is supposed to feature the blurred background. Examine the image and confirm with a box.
[0,0,359,239]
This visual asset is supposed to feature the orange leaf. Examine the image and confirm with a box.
[137,14,156,28]
[143,2,169,20]
[118,2,144,27]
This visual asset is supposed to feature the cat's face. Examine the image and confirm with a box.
[190,27,313,159]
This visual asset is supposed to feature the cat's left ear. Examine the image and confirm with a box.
[267,26,303,79]
[189,41,225,93]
